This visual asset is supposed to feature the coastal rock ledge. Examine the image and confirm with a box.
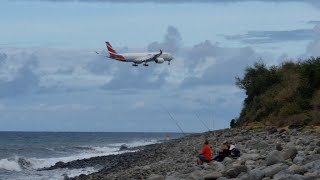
[41,127,320,180]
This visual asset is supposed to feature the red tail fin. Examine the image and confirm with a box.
[105,41,118,56]
[105,41,125,61]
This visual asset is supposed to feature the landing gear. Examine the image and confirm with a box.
[132,64,138,67]
[143,63,149,67]
[168,61,171,65]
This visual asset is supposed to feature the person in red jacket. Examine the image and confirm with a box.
[196,139,212,165]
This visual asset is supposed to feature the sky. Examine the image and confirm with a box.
[0,0,320,132]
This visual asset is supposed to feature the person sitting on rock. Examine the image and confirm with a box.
[212,140,231,162]
[196,139,212,165]
[229,144,240,159]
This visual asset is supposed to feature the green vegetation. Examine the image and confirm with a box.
[232,57,320,127]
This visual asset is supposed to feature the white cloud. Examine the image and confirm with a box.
[0,25,296,131]
[132,101,145,109]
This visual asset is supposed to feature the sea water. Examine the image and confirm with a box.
[0,132,182,180]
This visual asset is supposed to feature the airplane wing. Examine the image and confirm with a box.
[135,50,162,63]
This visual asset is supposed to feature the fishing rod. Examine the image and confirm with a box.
[161,104,186,136]
[194,112,210,132]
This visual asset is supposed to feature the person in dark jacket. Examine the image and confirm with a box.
[229,145,241,159]
[212,140,230,162]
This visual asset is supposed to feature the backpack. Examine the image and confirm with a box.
[230,148,240,159]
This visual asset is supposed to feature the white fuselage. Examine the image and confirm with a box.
[120,52,173,63]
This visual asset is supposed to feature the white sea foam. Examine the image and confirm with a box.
[109,139,160,148]
[0,158,22,171]
[0,139,159,172]
[0,148,121,171]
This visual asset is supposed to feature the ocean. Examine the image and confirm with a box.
[0,132,182,180]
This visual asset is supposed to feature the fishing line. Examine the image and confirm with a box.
[160,104,186,136]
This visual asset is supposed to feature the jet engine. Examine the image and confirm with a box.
[155,58,164,64]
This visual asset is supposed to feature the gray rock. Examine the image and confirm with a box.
[306,145,316,151]
[287,164,307,175]
[165,173,181,180]
[273,174,307,180]
[246,140,269,150]
[304,172,320,179]
[234,136,249,142]
[204,171,222,180]
[304,159,320,172]
[203,163,211,170]
[314,147,320,154]
[266,150,284,166]
[119,144,129,151]
[263,163,288,178]
[238,172,249,180]
[223,157,232,163]
[282,146,297,160]
[245,160,256,166]
[293,154,320,165]
[293,156,304,165]
[276,143,283,151]
[248,168,265,180]
[296,138,312,146]
[142,165,151,170]
[147,174,165,180]
[189,170,205,180]
[209,161,225,172]
[231,160,243,167]
[223,165,248,178]
[241,153,261,161]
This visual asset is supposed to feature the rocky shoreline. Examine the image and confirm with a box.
[41,127,320,180]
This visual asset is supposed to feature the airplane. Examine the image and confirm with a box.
[96,42,174,66]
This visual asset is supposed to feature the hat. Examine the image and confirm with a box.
[223,140,228,144]
[229,145,235,150]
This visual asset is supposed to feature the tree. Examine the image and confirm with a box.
[230,119,237,128]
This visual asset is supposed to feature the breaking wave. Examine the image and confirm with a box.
[0,139,160,172]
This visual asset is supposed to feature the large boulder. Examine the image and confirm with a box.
[248,168,265,180]
[293,154,320,165]
[263,163,288,178]
[189,170,205,180]
[209,161,225,172]
[287,164,307,175]
[245,140,269,150]
[304,159,320,173]
[266,150,284,166]
[223,165,248,178]
[282,147,297,160]
[204,171,222,180]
